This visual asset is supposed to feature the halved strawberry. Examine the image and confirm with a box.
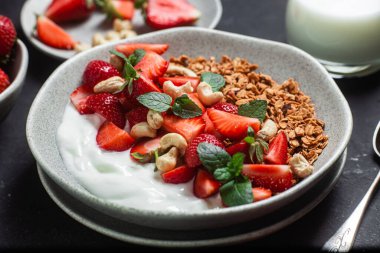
[97,0,134,20]
[242,164,293,193]
[264,131,288,165]
[70,85,94,114]
[226,141,249,156]
[45,0,96,23]
[86,93,126,129]
[162,114,205,143]
[158,76,200,90]
[162,165,196,184]
[193,169,220,198]
[82,60,121,91]
[130,136,161,163]
[36,15,76,50]
[211,102,238,114]
[252,187,272,202]
[207,108,260,140]
[126,106,149,128]
[96,121,135,151]
[187,93,205,113]
[116,43,169,56]
[201,113,223,140]
[146,0,201,29]
[134,51,168,81]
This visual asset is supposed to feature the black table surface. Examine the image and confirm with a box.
[1,0,380,251]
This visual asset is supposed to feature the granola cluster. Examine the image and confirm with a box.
[170,55,328,164]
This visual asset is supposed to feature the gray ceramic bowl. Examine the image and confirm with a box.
[0,40,29,121]
[26,28,353,230]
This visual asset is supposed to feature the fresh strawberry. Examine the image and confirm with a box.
[86,93,126,128]
[158,76,200,90]
[252,187,272,202]
[207,108,260,140]
[211,102,238,114]
[82,60,121,91]
[193,169,220,198]
[201,113,223,139]
[264,131,288,165]
[0,68,10,94]
[130,136,161,163]
[45,0,96,23]
[70,85,94,114]
[134,51,168,81]
[226,141,249,157]
[162,165,196,184]
[162,114,205,143]
[97,0,135,20]
[242,164,293,193]
[116,43,169,56]
[36,16,76,50]
[96,121,135,151]
[185,133,224,168]
[0,15,17,63]
[187,93,205,113]
[127,106,149,127]
[146,0,201,29]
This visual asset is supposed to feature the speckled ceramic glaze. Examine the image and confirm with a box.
[0,40,29,121]
[26,28,353,230]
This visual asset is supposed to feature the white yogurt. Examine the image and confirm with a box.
[57,103,222,212]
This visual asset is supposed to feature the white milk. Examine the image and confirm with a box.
[286,0,380,65]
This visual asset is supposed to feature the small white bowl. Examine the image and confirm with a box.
[0,40,29,121]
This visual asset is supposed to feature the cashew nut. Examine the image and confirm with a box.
[147,110,163,130]
[159,133,187,156]
[105,31,121,41]
[74,42,91,53]
[289,153,314,179]
[92,33,107,46]
[109,54,124,73]
[196,82,223,106]
[93,76,125,94]
[163,80,193,99]
[166,63,197,77]
[156,147,179,172]
[257,119,278,141]
[130,122,157,139]
[119,30,137,39]
[113,18,133,32]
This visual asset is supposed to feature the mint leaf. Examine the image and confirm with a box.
[109,49,128,61]
[197,142,231,173]
[134,0,146,8]
[220,178,253,207]
[201,72,225,92]
[214,167,233,182]
[137,92,172,112]
[172,94,203,119]
[228,153,245,177]
[238,100,268,123]
[129,49,145,66]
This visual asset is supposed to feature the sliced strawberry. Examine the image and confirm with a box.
[116,43,169,56]
[127,106,149,127]
[134,51,169,81]
[264,131,288,165]
[201,113,223,139]
[211,102,238,114]
[146,0,201,29]
[252,187,272,202]
[86,93,126,129]
[70,85,94,114]
[193,169,220,198]
[226,141,249,156]
[158,76,200,90]
[162,165,196,184]
[0,68,10,94]
[242,164,293,193]
[185,134,224,168]
[45,0,96,23]
[36,15,76,50]
[207,108,261,140]
[96,121,135,151]
[82,60,121,91]
[97,0,134,20]
[130,136,161,163]
[187,93,205,113]
[162,114,205,143]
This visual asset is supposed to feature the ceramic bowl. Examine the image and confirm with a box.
[26,28,353,230]
[0,40,29,121]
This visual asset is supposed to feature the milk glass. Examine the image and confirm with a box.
[286,0,380,78]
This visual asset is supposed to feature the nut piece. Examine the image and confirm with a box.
[196,82,223,106]
[92,33,107,46]
[166,63,197,77]
[257,119,278,141]
[93,76,125,93]
[130,122,157,139]
[105,31,121,41]
[156,147,179,172]
[163,80,194,99]
[113,18,133,32]
[159,133,187,156]
[119,30,137,39]
[109,54,124,73]
[74,42,91,53]
[147,110,163,130]
[289,153,314,179]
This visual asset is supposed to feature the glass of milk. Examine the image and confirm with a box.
[286,0,380,78]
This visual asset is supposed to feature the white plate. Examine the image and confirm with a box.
[36,149,347,248]
[20,0,222,60]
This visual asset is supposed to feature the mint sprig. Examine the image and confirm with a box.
[213,152,245,183]
[220,177,253,206]
[136,92,172,112]
[238,100,268,123]
[172,94,203,119]
[200,72,225,92]
[197,143,231,173]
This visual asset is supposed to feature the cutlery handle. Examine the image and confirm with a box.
[322,170,380,252]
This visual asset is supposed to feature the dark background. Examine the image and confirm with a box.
[1,0,380,251]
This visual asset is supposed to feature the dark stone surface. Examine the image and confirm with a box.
[0,0,379,251]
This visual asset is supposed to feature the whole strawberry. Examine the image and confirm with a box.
[0,15,17,64]
[82,60,121,91]
[0,68,10,94]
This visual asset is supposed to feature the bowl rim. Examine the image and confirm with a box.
[26,27,353,220]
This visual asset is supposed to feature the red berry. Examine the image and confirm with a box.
[193,169,220,198]
[130,136,162,163]
[0,15,17,60]
[185,134,224,168]
[69,85,94,114]
[82,60,121,91]
[264,132,288,165]
[134,51,168,81]
[211,102,238,114]
[162,114,205,143]
[252,187,272,202]
[0,68,10,94]
[162,165,196,184]
[96,121,135,151]
[127,106,149,128]
[45,0,96,23]
[116,43,169,56]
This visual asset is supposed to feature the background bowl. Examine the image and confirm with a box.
[0,39,29,121]
[26,28,352,230]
